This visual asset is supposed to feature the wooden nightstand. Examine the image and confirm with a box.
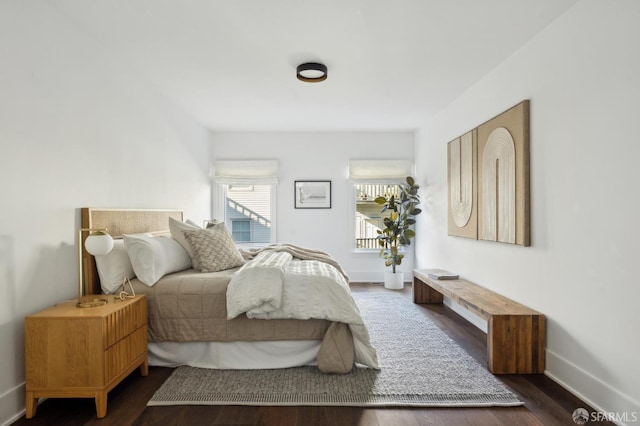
[24,295,148,419]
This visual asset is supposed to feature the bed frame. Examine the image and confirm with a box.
[80,208,183,295]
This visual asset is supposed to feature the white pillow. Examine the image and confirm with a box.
[123,233,192,286]
[94,239,135,294]
[169,217,202,270]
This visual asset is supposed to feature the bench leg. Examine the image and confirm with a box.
[413,277,444,304]
[488,315,545,374]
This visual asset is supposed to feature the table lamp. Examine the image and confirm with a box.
[77,228,114,308]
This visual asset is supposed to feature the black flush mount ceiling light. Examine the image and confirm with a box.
[296,62,327,83]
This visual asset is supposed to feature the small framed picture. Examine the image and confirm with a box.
[295,180,331,209]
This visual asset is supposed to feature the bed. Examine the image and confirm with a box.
[80,207,378,373]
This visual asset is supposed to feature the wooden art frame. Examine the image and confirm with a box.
[294,180,331,209]
[447,100,530,246]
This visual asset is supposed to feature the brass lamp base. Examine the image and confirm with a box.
[76,298,108,308]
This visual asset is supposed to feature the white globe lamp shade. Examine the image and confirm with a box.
[84,232,114,256]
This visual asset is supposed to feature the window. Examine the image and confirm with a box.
[349,159,413,251]
[222,184,273,244]
[213,160,278,245]
[354,184,400,250]
[231,219,251,242]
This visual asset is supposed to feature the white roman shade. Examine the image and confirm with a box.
[214,160,279,185]
[348,159,414,183]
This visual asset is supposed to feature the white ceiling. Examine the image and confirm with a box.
[51,0,578,132]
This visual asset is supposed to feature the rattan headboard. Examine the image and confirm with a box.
[80,208,183,295]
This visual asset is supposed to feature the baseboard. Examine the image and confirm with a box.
[348,271,411,284]
[0,382,25,426]
[545,350,640,426]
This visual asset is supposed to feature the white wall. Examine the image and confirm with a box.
[415,0,640,421]
[211,131,415,282]
[0,3,211,424]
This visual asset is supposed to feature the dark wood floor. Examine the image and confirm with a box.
[13,283,610,426]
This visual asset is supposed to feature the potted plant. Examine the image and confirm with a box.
[375,176,422,289]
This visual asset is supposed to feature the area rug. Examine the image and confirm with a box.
[148,291,522,407]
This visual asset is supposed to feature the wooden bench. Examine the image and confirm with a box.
[413,269,545,374]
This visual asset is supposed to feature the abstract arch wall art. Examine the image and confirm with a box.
[447,100,530,246]
[479,127,516,243]
[447,130,477,239]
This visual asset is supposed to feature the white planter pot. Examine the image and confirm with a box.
[384,270,404,290]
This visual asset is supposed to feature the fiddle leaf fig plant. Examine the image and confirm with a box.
[375,176,422,273]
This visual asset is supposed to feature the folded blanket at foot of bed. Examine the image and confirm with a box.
[227,248,379,372]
